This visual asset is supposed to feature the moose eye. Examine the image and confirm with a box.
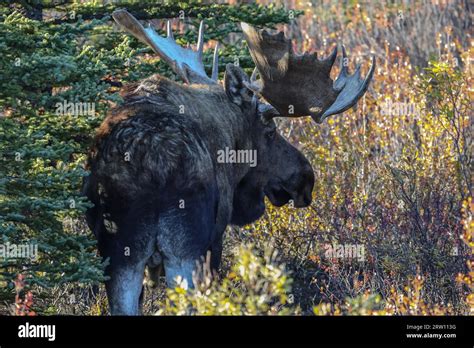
[265,129,276,140]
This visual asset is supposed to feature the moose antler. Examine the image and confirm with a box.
[112,9,219,84]
[241,23,375,123]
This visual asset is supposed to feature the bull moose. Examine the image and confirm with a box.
[83,9,375,315]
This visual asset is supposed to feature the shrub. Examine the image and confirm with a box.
[157,245,297,315]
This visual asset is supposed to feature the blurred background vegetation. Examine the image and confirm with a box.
[0,0,472,315]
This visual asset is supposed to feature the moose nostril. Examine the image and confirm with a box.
[300,169,314,186]
[304,191,312,206]
[306,171,315,187]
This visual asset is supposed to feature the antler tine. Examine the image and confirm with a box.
[211,42,219,81]
[166,20,174,39]
[243,66,263,94]
[112,9,218,85]
[322,45,338,74]
[333,45,348,92]
[250,67,259,83]
[197,21,205,60]
[321,54,375,121]
[242,67,262,94]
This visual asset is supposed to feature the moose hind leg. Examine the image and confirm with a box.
[105,259,147,315]
[163,259,197,289]
[158,185,218,289]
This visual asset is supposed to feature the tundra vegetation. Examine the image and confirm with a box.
[0,0,472,316]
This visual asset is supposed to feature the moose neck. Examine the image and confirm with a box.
[123,75,255,186]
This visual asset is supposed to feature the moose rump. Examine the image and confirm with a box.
[84,96,223,314]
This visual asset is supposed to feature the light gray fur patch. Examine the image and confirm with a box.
[164,259,196,289]
[109,263,145,315]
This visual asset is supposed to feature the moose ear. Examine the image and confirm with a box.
[224,64,253,106]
